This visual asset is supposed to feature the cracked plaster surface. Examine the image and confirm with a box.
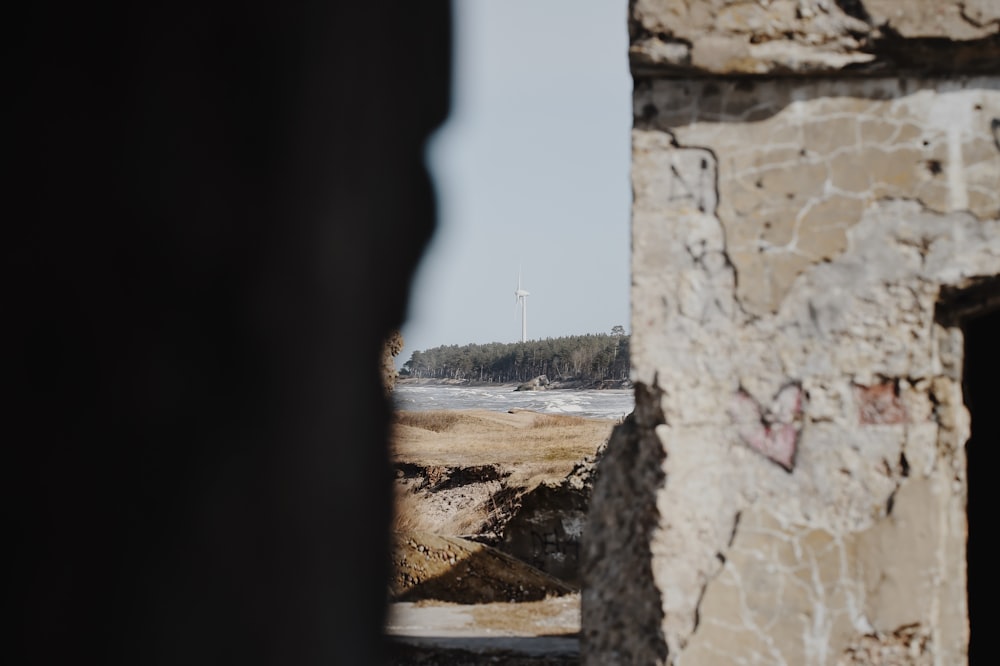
[677,476,966,665]
[679,508,865,666]
[620,76,1000,663]
[635,77,1000,315]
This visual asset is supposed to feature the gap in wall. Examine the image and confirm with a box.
[960,304,1000,664]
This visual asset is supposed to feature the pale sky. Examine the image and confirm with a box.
[399,0,633,367]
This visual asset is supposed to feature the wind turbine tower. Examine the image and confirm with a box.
[514,269,530,343]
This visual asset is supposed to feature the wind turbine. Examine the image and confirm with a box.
[514,268,529,343]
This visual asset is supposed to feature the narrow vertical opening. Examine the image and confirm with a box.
[938,277,1000,663]
[961,306,1000,664]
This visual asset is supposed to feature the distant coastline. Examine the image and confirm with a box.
[395,376,634,391]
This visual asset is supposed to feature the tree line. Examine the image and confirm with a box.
[400,328,630,384]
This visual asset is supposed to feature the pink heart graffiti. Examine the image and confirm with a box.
[727,383,803,472]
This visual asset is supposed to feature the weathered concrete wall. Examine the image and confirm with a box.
[636,78,999,315]
[584,2,1000,664]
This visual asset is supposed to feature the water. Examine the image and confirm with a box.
[392,383,634,421]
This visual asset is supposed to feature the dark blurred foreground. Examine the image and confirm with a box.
[7,3,450,663]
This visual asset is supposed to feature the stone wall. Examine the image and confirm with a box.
[629,0,1000,77]
[584,2,1000,664]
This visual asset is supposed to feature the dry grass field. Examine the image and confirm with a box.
[391,409,614,486]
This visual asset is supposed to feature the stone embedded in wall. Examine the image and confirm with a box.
[839,624,932,666]
[630,0,1000,77]
[630,0,874,75]
[855,381,907,425]
[864,0,999,40]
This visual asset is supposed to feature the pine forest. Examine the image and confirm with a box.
[400,331,630,384]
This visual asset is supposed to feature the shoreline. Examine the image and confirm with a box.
[396,377,634,391]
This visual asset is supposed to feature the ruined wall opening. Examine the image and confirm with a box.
[961,305,1000,664]
[939,278,1000,663]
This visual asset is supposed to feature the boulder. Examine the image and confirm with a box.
[515,375,550,391]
